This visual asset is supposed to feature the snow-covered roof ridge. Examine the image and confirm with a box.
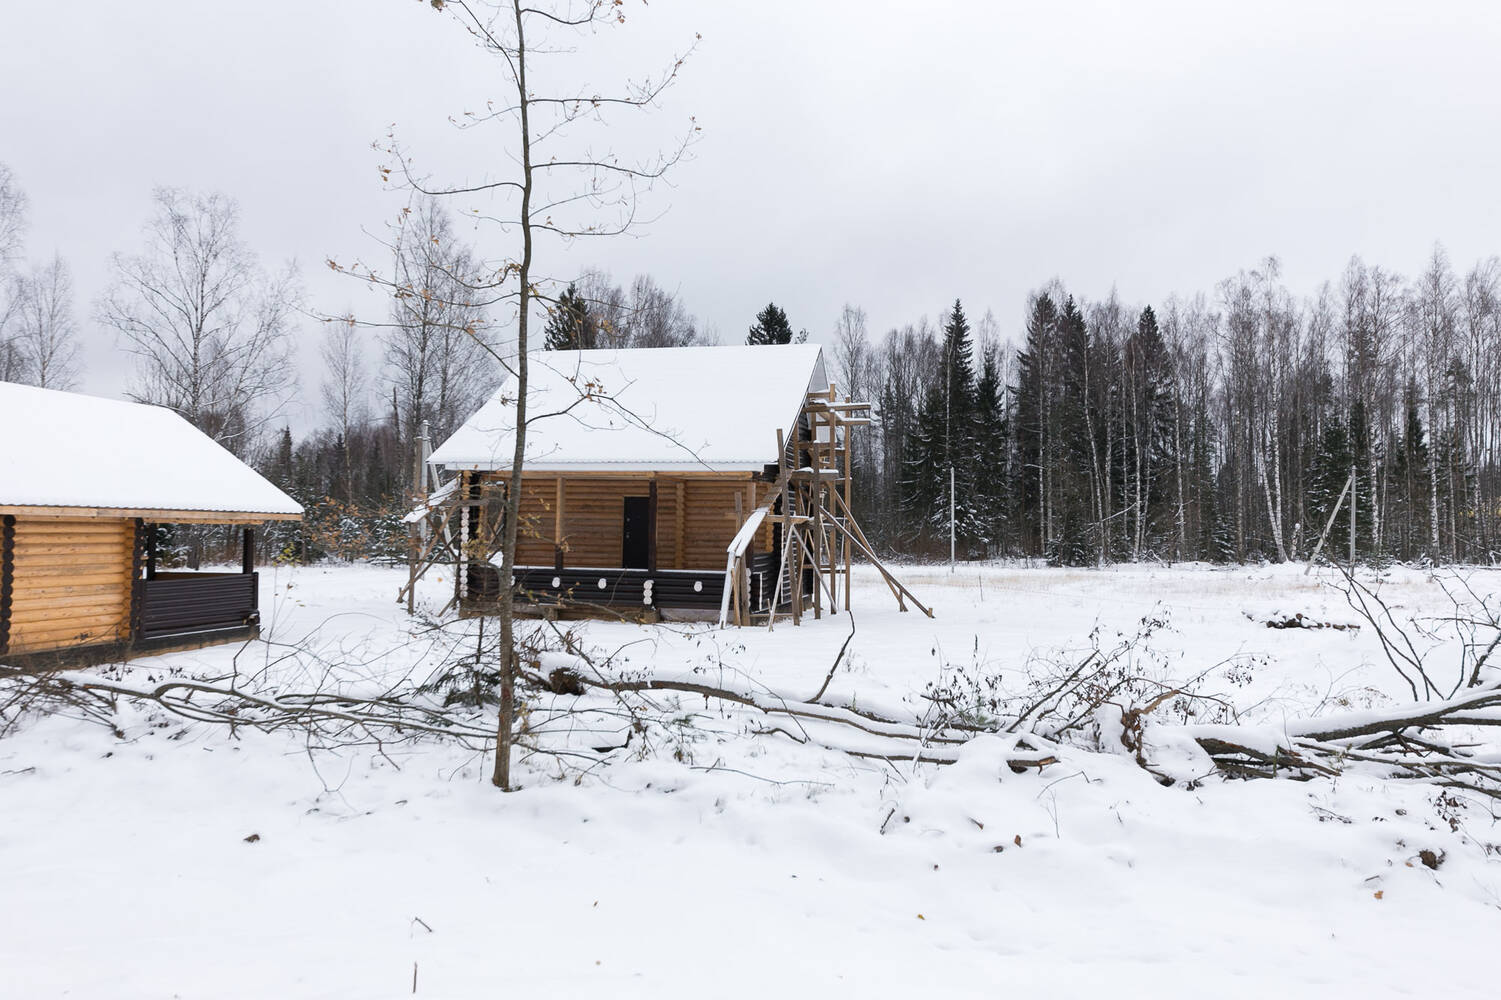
[0,381,303,518]
[431,343,828,473]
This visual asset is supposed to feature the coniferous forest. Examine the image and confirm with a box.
[837,249,1501,566]
[260,246,1501,568]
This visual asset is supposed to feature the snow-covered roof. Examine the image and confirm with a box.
[431,344,828,472]
[0,382,303,519]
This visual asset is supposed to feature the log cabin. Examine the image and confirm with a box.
[0,382,303,666]
[425,344,928,625]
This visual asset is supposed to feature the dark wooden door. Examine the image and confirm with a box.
[622,496,651,569]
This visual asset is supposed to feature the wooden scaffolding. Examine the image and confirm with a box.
[718,383,932,627]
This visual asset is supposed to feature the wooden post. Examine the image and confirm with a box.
[127,519,145,643]
[674,480,686,570]
[406,522,418,614]
[647,477,659,573]
[810,430,824,622]
[843,396,853,611]
[0,515,14,657]
[242,527,255,575]
[407,421,427,615]
[457,471,469,607]
[554,477,566,572]
[733,491,747,625]
[145,524,158,582]
[824,407,837,608]
[791,524,804,625]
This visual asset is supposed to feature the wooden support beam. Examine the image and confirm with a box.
[827,487,904,610]
[810,487,823,621]
[456,471,470,607]
[0,515,14,657]
[843,396,853,612]
[674,481,685,570]
[729,552,742,627]
[802,401,873,413]
[647,477,659,573]
[822,492,933,618]
[0,505,300,524]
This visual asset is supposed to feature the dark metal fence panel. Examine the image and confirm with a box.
[140,573,258,639]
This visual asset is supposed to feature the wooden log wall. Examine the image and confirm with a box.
[5,516,134,654]
[481,474,776,572]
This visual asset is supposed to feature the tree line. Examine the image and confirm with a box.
[11,154,1501,567]
[835,251,1501,566]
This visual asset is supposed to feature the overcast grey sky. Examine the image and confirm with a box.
[4,1,1501,430]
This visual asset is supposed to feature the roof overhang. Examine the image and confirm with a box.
[0,505,303,524]
[443,462,766,475]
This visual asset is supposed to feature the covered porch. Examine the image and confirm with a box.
[135,525,261,644]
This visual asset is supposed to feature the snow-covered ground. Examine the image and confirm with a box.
[4,562,1501,998]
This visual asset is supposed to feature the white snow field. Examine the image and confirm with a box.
[4,562,1501,998]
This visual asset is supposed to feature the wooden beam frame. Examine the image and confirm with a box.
[647,478,659,573]
[0,515,13,656]
[0,505,300,524]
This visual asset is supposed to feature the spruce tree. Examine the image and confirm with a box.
[974,343,1009,552]
[1347,398,1375,555]
[1308,416,1355,562]
[900,386,946,541]
[1389,386,1430,557]
[746,302,797,345]
[1049,297,1095,565]
[543,282,595,350]
[900,300,985,553]
[1013,293,1058,555]
[1123,305,1176,556]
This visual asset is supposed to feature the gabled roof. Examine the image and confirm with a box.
[0,382,302,520]
[431,344,828,473]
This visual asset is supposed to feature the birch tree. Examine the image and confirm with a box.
[0,163,24,273]
[0,163,28,380]
[10,253,83,389]
[321,319,369,503]
[381,196,495,446]
[98,188,298,455]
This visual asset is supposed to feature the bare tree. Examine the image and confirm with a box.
[0,163,29,381]
[0,163,25,273]
[620,274,697,347]
[1410,245,1460,559]
[321,318,369,502]
[340,0,697,790]
[97,188,298,455]
[9,253,83,389]
[381,196,495,447]
[832,303,870,397]
[572,269,697,348]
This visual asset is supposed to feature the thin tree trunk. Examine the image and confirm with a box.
[493,0,533,791]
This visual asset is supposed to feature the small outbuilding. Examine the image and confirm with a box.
[425,343,927,625]
[0,382,303,665]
